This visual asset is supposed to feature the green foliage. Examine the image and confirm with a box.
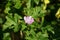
[1,0,60,40]
[3,33,11,40]
[3,13,22,32]
[13,0,22,9]
[34,0,40,5]
[4,2,11,14]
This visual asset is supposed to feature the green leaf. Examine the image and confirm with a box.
[3,13,22,32]
[36,32,48,40]
[30,29,35,35]
[14,13,22,23]
[34,0,40,5]
[13,25,19,32]
[3,15,16,31]
[32,7,41,18]
[13,13,22,32]
[3,33,11,40]
[21,25,27,31]
[26,0,31,8]
[45,25,54,34]
[36,32,42,37]
[46,25,53,31]
[14,0,21,9]
[39,10,46,17]
[30,25,35,28]
[4,7,11,14]
[42,33,48,37]
[4,2,11,14]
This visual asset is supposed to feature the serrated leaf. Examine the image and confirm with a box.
[3,13,22,32]
[14,13,22,23]
[14,0,21,9]
[32,7,41,18]
[3,15,16,31]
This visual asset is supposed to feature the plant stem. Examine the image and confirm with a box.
[40,17,44,27]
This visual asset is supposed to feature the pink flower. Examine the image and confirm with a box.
[24,16,34,24]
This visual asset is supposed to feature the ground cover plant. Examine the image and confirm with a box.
[0,0,60,40]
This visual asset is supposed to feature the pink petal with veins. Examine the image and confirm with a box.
[24,16,34,24]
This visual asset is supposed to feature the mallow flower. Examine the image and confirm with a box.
[24,16,34,24]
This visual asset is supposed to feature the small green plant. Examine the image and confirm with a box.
[0,0,60,40]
